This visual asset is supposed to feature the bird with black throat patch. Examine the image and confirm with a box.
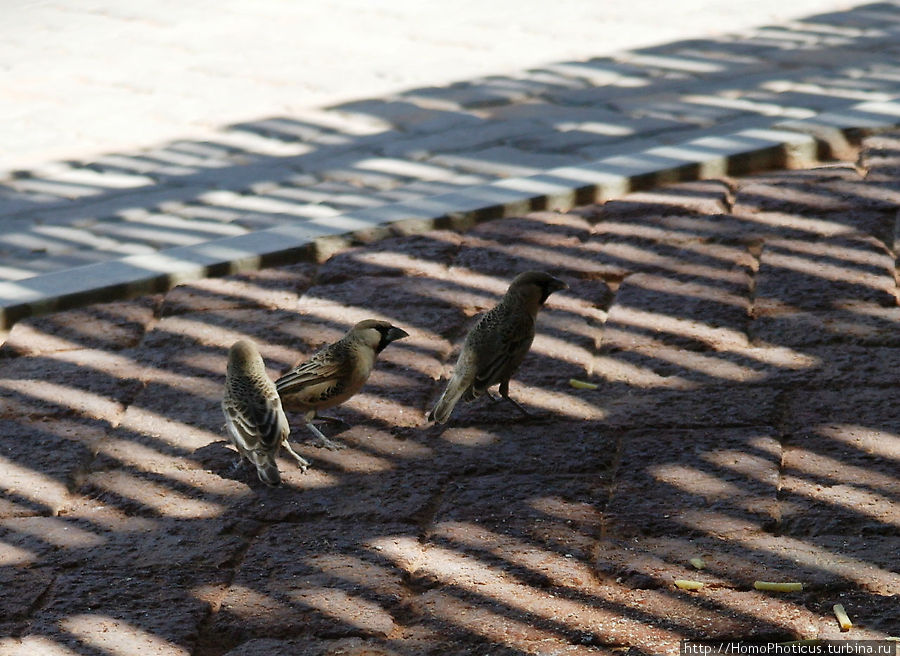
[275,319,409,450]
[222,339,310,486]
[428,271,567,424]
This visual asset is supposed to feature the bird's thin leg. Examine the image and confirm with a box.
[281,440,310,472]
[314,414,349,426]
[230,455,247,474]
[305,422,347,451]
[485,390,501,404]
[504,396,532,417]
[499,380,532,417]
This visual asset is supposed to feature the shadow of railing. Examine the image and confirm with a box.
[1,127,899,653]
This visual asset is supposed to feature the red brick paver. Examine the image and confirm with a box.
[1,133,898,655]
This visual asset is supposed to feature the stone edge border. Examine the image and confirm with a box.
[1,98,899,330]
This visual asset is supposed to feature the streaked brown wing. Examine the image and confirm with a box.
[471,310,534,390]
[274,344,351,396]
[251,396,288,448]
[224,391,286,450]
[472,335,531,389]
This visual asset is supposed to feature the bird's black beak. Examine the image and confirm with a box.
[539,277,568,304]
[376,325,409,353]
[550,277,568,292]
[386,326,410,343]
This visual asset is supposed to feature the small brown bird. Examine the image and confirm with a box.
[222,339,309,486]
[428,271,567,423]
[275,319,409,449]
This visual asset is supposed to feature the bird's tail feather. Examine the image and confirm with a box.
[428,372,470,424]
[249,450,281,487]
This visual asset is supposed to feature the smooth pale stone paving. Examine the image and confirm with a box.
[3,2,900,296]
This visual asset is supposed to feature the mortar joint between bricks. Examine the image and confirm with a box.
[15,575,57,636]
[770,421,794,537]
[596,431,625,543]
[415,477,453,543]
[744,239,764,326]
[719,177,737,214]
[190,520,268,656]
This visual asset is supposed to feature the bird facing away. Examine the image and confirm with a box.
[428,271,567,424]
[275,319,409,449]
[222,339,309,487]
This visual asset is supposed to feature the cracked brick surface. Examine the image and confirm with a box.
[1,133,899,655]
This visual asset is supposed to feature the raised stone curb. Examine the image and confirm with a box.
[2,97,899,329]
[775,99,900,160]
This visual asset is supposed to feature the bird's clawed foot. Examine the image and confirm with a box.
[319,435,347,450]
[479,389,535,418]
[503,395,534,417]
[497,381,534,418]
[314,414,349,427]
[305,422,347,451]
[282,440,311,472]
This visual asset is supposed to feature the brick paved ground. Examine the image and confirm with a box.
[0,133,898,655]
[3,2,900,283]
